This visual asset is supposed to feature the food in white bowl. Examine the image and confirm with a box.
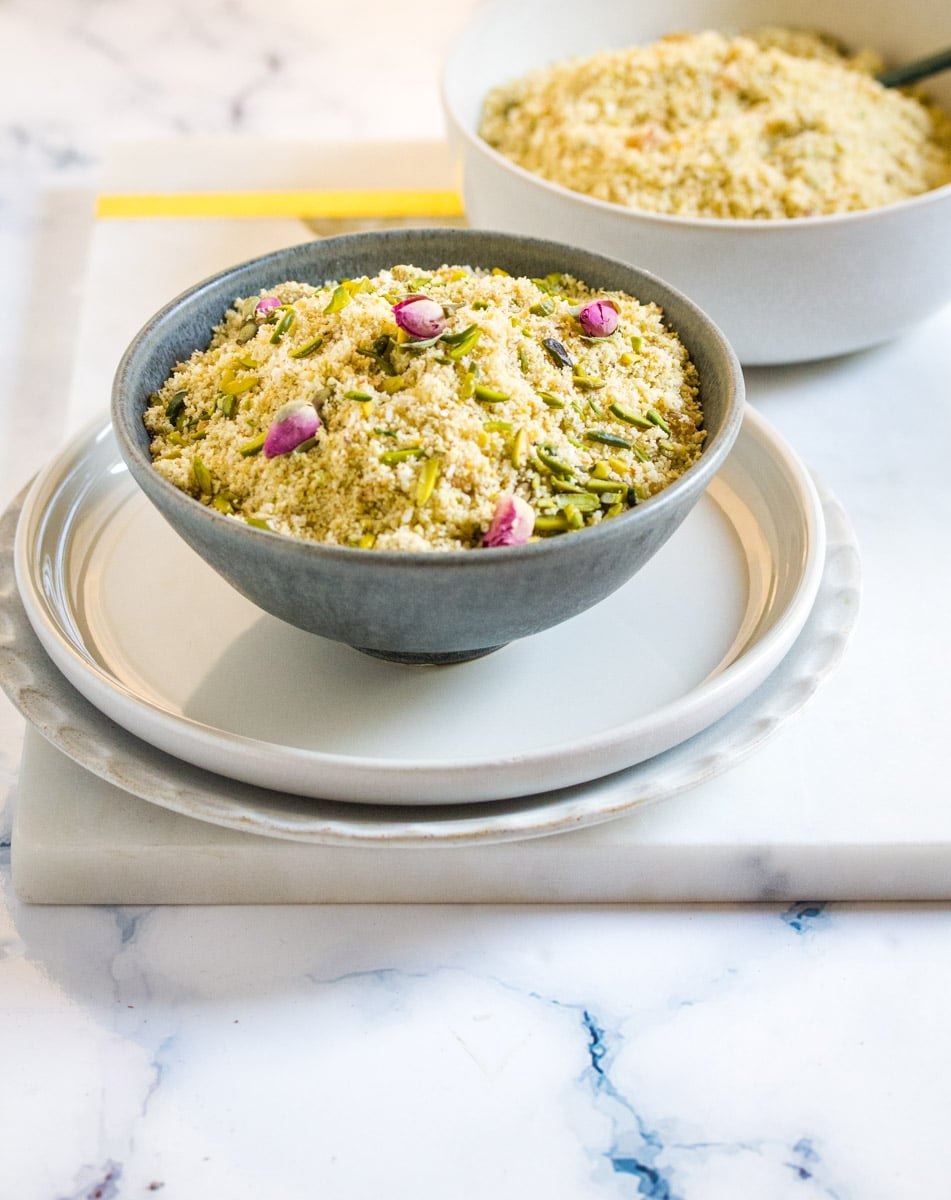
[144,262,704,551]
[479,28,951,219]
[442,0,951,364]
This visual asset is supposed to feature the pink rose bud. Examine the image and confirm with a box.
[393,295,447,341]
[483,493,535,547]
[578,299,619,338]
[263,400,320,458]
[255,295,282,317]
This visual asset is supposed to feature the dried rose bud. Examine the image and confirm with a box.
[255,295,282,318]
[578,299,619,338]
[393,295,447,341]
[263,400,320,458]
[483,493,535,547]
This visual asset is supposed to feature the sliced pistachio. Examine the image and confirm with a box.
[474,384,510,404]
[630,334,644,354]
[269,308,295,344]
[536,390,564,409]
[245,516,272,531]
[511,427,528,468]
[192,457,213,495]
[235,321,258,344]
[344,276,374,295]
[220,376,259,396]
[529,296,555,317]
[585,430,633,450]
[531,274,564,294]
[441,322,480,346]
[238,432,267,457]
[555,492,600,512]
[356,338,397,375]
[289,334,324,359]
[382,376,408,394]
[632,445,651,463]
[609,402,652,429]
[344,389,373,402]
[415,457,440,505]
[210,495,235,514]
[573,371,605,391]
[535,443,574,478]
[550,478,587,494]
[165,390,187,425]
[380,447,426,465]
[646,407,671,435]
[217,393,238,419]
[517,343,532,374]
[444,325,482,359]
[459,370,476,399]
[483,420,513,433]
[533,513,572,533]
[585,478,627,494]
[324,285,351,314]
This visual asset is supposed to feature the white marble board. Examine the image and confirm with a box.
[10,140,951,903]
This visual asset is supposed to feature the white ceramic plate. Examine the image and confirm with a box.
[0,476,858,846]
[13,406,824,806]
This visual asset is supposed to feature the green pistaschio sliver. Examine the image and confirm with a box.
[192,457,213,494]
[585,431,633,450]
[535,444,574,477]
[269,309,295,343]
[324,285,351,314]
[473,384,510,403]
[289,335,324,359]
[609,402,652,429]
[238,432,267,456]
[165,390,187,424]
[380,447,426,465]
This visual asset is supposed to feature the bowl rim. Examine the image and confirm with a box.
[112,227,745,567]
[440,6,951,233]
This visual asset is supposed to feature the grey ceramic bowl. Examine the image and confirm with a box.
[112,229,744,664]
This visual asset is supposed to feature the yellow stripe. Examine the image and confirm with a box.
[95,188,464,220]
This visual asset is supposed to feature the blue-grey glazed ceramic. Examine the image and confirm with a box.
[112,229,744,664]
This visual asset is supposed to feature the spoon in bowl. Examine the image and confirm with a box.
[877,46,951,88]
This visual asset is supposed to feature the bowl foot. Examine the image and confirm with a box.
[354,644,506,666]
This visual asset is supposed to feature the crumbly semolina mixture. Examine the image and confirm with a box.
[144,264,703,551]
[478,28,951,219]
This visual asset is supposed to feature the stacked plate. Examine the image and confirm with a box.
[1,405,858,847]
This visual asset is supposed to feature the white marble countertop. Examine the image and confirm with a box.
[3,3,951,1197]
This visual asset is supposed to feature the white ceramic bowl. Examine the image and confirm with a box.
[443,0,951,365]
